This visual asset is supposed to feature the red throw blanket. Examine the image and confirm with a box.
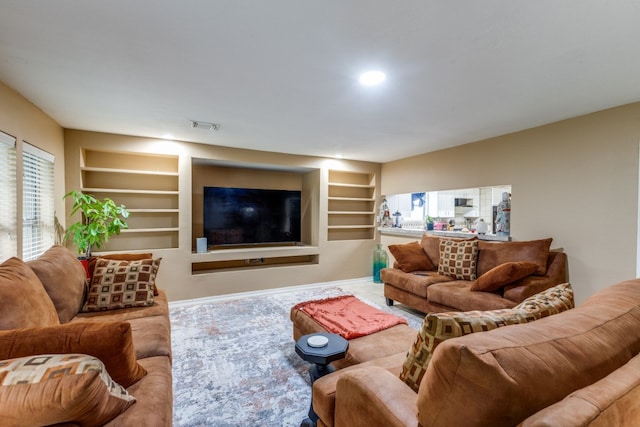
[293,295,408,340]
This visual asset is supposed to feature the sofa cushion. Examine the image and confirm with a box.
[515,282,575,318]
[82,258,161,312]
[380,268,454,298]
[427,281,517,312]
[104,355,173,427]
[27,245,88,323]
[400,307,538,392]
[0,354,135,426]
[471,261,539,292]
[88,253,156,295]
[0,321,147,387]
[388,241,435,273]
[476,238,552,277]
[438,238,479,281]
[0,257,60,330]
[416,280,640,427]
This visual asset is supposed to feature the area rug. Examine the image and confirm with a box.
[170,284,423,426]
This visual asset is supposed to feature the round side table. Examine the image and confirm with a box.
[295,332,349,427]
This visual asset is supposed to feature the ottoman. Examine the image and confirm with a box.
[290,295,417,369]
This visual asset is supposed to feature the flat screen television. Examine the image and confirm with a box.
[203,186,302,247]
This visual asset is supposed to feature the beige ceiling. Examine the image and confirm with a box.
[1,1,640,163]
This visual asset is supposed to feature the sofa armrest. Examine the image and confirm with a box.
[504,251,568,303]
[334,366,418,427]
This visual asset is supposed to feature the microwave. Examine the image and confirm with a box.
[454,198,473,207]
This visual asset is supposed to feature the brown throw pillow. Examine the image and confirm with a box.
[82,258,161,312]
[437,238,479,280]
[0,354,135,426]
[0,257,60,330]
[0,321,147,387]
[27,245,88,323]
[388,241,435,272]
[471,261,539,292]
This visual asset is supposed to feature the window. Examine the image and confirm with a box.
[22,142,55,261]
[0,131,17,262]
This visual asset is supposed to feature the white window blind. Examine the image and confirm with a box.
[0,131,17,262]
[22,142,55,261]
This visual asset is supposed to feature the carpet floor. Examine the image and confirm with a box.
[170,284,423,426]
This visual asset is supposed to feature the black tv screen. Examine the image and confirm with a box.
[203,187,301,247]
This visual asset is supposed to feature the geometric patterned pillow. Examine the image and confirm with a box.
[437,238,479,281]
[400,307,537,393]
[82,258,161,312]
[514,282,575,318]
[0,354,135,426]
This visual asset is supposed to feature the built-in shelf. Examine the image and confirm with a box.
[79,148,179,251]
[191,245,320,275]
[327,170,376,241]
[81,166,179,176]
[81,188,179,195]
[121,228,180,233]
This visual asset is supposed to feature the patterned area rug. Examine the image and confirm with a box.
[170,284,423,426]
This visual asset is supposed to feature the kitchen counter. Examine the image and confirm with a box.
[378,227,511,241]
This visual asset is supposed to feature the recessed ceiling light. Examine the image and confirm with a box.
[359,70,386,86]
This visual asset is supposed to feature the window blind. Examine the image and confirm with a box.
[22,142,55,261]
[0,131,17,262]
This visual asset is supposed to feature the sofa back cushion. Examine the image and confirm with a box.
[417,279,640,427]
[0,257,60,329]
[27,245,87,323]
[476,238,552,277]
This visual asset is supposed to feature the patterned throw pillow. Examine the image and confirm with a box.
[399,283,575,393]
[515,282,575,318]
[82,258,161,312]
[0,354,135,426]
[437,238,479,280]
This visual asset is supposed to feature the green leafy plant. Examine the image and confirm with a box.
[426,215,434,224]
[63,190,130,258]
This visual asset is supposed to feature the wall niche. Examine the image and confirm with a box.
[191,158,319,252]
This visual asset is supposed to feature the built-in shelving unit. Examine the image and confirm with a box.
[79,149,179,251]
[327,170,375,241]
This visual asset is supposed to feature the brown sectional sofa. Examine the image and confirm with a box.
[291,279,640,426]
[0,245,172,426]
[382,234,568,313]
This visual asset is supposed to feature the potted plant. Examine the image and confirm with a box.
[426,215,435,230]
[63,190,130,259]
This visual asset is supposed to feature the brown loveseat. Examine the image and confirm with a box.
[292,279,640,426]
[382,234,568,313]
[0,245,172,426]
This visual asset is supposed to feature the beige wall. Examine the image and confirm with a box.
[0,81,65,256]
[64,129,381,301]
[382,103,640,304]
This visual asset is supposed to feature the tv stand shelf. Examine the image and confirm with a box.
[191,245,320,274]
